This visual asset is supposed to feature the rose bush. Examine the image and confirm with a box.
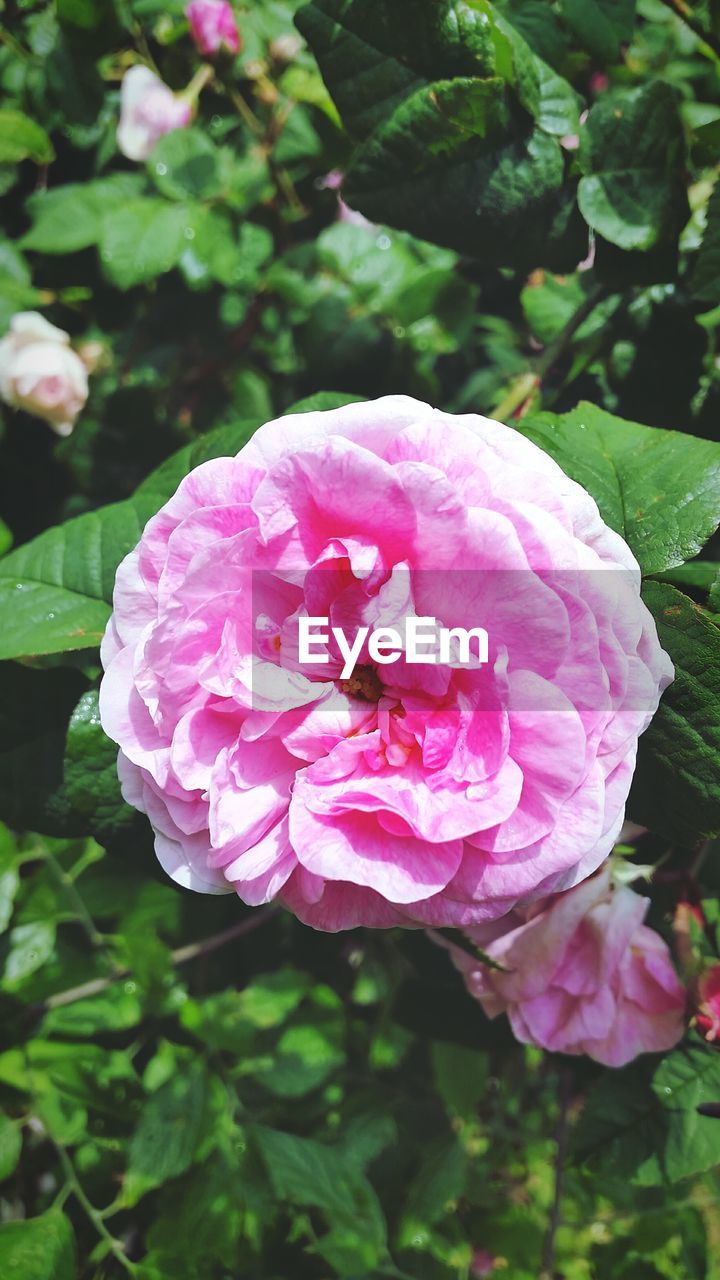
[437,863,686,1065]
[3,0,720,1273]
[100,395,672,931]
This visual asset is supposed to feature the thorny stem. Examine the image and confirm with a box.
[658,0,720,59]
[37,907,280,1012]
[540,1066,573,1279]
[490,286,607,421]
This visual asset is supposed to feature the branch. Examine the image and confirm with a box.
[658,0,720,59]
[52,1142,137,1276]
[37,907,280,1013]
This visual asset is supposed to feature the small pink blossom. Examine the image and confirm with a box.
[117,66,192,162]
[439,864,686,1066]
[471,1250,497,1277]
[99,397,672,932]
[0,312,88,436]
[696,966,720,1042]
[186,0,240,57]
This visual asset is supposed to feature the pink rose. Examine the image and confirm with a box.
[186,0,240,56]
[117,66,192,163]
[99,396,672,931]
[439,864,686,1066]
[0,312,88,436]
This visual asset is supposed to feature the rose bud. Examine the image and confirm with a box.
[0,312,89,437]
[696,965,720,1042]
[186,0,240,57]
[117,65,192,162]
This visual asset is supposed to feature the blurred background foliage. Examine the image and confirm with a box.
[1,0,720,1276]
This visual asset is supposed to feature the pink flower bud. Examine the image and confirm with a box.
[471,1250,497,1277]
[186,0,240,57]
[697,966,720,1042]
[0,312,89,436]
[117,66,192,163]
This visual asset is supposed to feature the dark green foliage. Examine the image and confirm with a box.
[2,0,720,1276]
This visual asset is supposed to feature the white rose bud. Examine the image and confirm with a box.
[117,65,192,162]
[0,312,89,437]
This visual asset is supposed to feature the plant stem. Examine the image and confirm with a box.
[490,286,606,421]
[540,1066,573,1279]
[227,86,264,137]
[182,62,215,105]
[52,1141,137,1276]
[658,0,720,58]
[535,286,606,381]
[39,907,280,1012]
[43,850,106,950]
[0,26,38,62]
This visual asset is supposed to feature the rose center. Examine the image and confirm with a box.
[340,664,384,702]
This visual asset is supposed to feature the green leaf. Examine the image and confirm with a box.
[22,175,144,254]
[285,391,367,414]
[297,0,560,267]
[64,689,134,841]
[517,403,720,575]
[431,1041,488,1119]
[0,824,20,934]
[0,664,88,835]
[183,211,272,289]
[254,1125,387,1249]
[255,1021,345,1097]
[629,582,720,843]
[0,582,111,661]
[345,89,579,268]
[560,0,635,62]
[534,57,582,136]
[124,1064,214,1204]
[398,1136,466,1245]
[99,199,191,289]
[0,1209,76,1280]
[3,920,57,986]
[654,1045,720,1182]
[0,239,42,326]
[691,180,720,304]
[0,1113,22,1181]
[0,492,161,659]
[148,128,223,202]
[296,0,501,140]
[578,82,687,251]
[574,1044,720,1186]
[0,110,55,165]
